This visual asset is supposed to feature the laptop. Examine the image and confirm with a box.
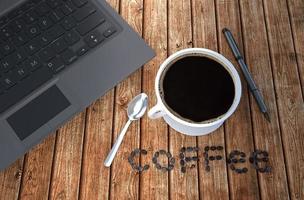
[0,0,155,170]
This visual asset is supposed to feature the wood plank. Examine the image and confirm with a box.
[286,0,304,93]
[18,134,56,200]
[78,0,118,199]
[49,113,86,200]
[140,0,169,199]
[109,0,143,199]
[78,92,115,200]
[0,159,23,200]
[263,0,304,199]
[239,1,290,199]
[191,0,230,199]
[168,0,200,199]
[215,0,260,199]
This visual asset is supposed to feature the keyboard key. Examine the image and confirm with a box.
[12,65,30,80]
[38,16,54,30]
[64,30,80,45]
[47,0,63,9]
[47,24,65,40]
[38,47,56,62]
[0,26,13,39]
[84,30,104,48]
[0,76,16,89]
[76,11,105,35]
[10,48,28,64]
[0,67,53,113]
[47,57,65,73]
[49,8,64,22]
[72,0,88,7]
[76,43,89,56]
[37,33,53,47]
[23,56,42,71]
[24,10,38,24]
[72,3,95,22]
[61,1,76,15]
[25,25,41,38]
[52,38,68,53]
[35,2,51,16]
[61,49,77,64]
[24,38,41,55]
[0,57,16,72]
[11,32,29,46]
[10,18,26,33]
[0,42,15,55]
[61,16,76,30]
[103,27,117,38]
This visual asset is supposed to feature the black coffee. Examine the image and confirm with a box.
[160,55,235,123]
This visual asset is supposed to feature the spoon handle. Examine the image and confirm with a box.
[104,119,132,167]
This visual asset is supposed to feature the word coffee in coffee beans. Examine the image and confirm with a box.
[160,55,235,123]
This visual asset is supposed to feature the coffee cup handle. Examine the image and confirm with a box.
[148,104,166,119]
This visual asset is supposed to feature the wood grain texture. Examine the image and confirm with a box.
[286,0,304,93]
[18,134,56,200]
[109,0,143,199]
[49,113,86,200]
[191,1,229,199]
[263,0,304,199]
[168,0,199,199]
[0,159,23,200]
[79,92,115,200]
[239,1,290,199]
[215,0,260,199]
[140,0,169,199]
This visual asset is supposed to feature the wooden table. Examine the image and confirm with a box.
[1,0,303,199]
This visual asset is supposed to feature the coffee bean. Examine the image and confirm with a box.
[143,165,150,171]
[209,156,215,161]
[230,164,235,170]
[262,157,269,162]
[192,156,199,161]
[141,149,147,155]
[233,150,240,155]
[204,146,210,151]
[181,166,186,173]
[156,163,162,170]
[210,146,216,151]
[152,157,158,164]
[240,152,246,157]
[258,167,266,173]
[232,159,238,163]
[235,168,243,174]
[166,152,172,158]
[242,168,248,173]
[179,153,185,159]
[227,159,232,164]
[205,165,210,172]
[217,146,224,150]
[186,147,193,152]
[134,148,141,154]
[181,147,186,152]
[159,149,166,154]
[249,157,254,163]
[190,164,196,169]
[154,151,160,158]
[262,151,269,157]
[170,157,175,164]
[168,164,174,170]
[239,158,246,163]
[185,157,192,162]
[180,159,185,166]
[216,155,223,160]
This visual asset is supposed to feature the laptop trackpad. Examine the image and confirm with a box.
[7,86,71,140]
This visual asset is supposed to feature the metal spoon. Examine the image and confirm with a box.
[104,93,148,167]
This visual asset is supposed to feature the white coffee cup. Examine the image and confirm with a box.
[148,48,242,136]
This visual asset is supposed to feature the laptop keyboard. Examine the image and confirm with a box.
[0,0,119,113]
